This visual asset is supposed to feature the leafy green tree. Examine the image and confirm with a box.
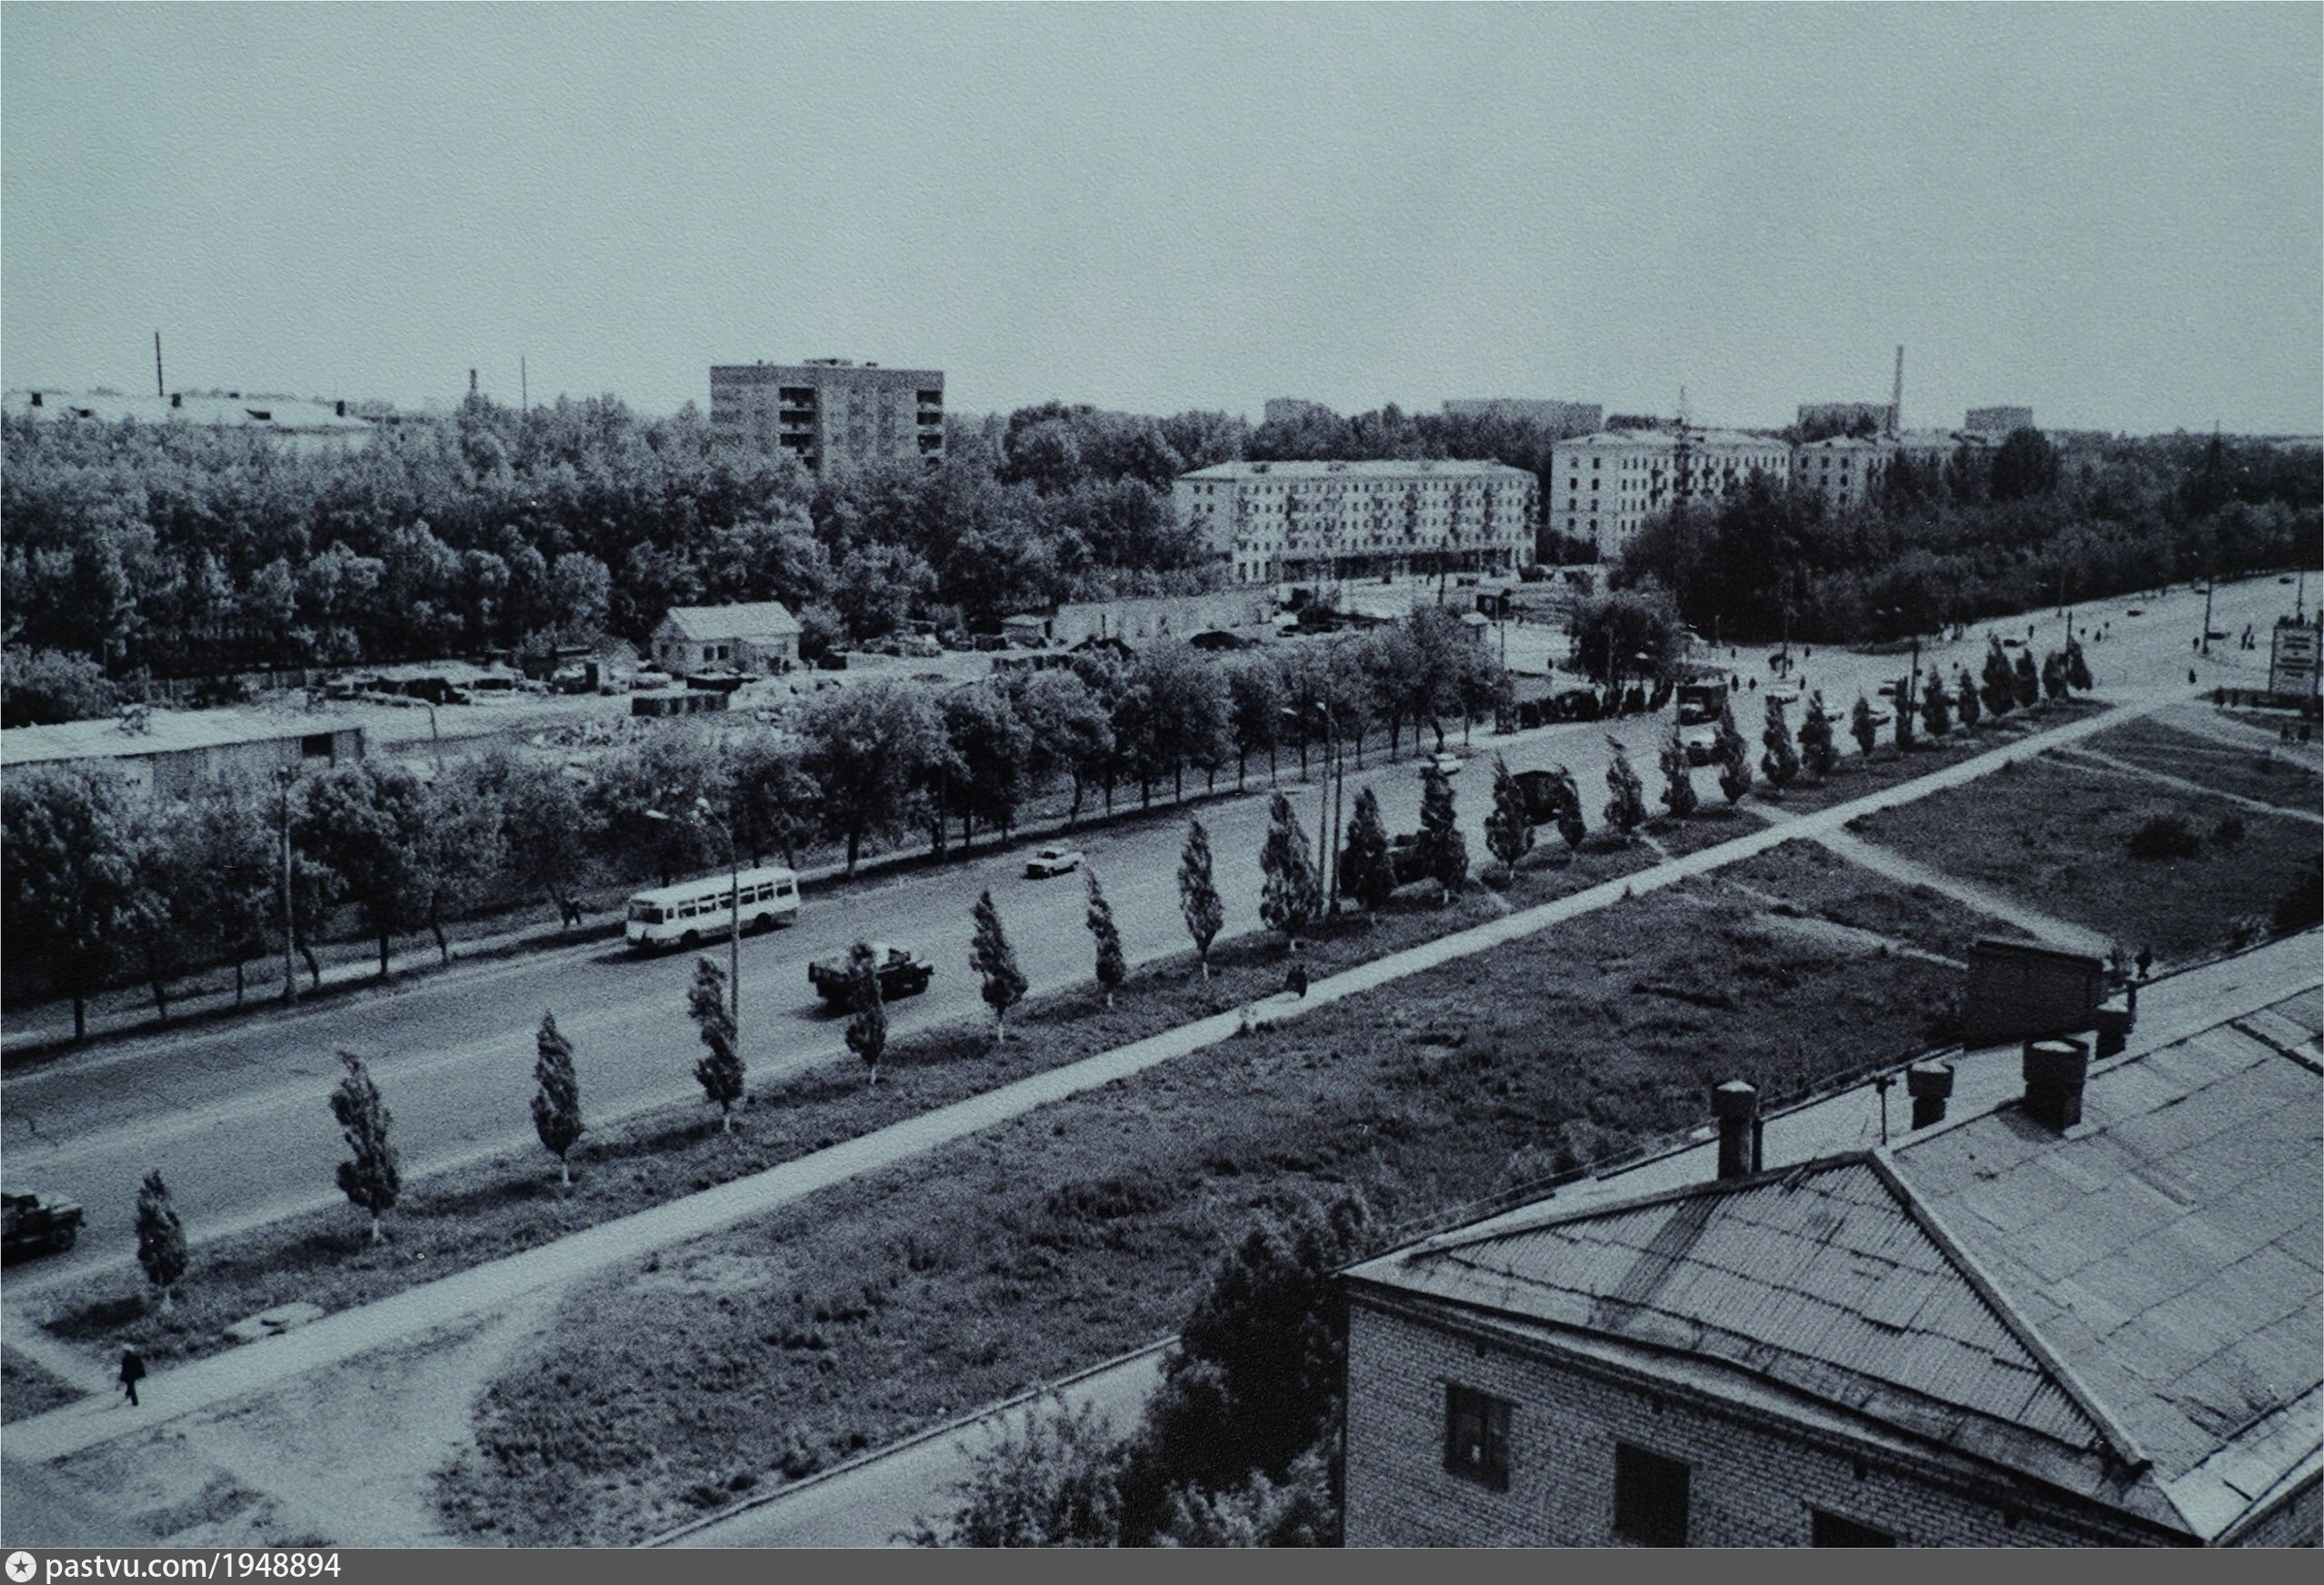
[2013,648,2040,708]
[1922,670,1953,737]
[330,1052,400,1244]
[1178,818,1225,978]
[135,1169,187,1313]
[1713,700,1754,803]
[1484,754,1534,875]
[1338,786,1396,908]
[1659,727,1700,815]
[1760,695,1800,788]
[798,681,947,873]
[531,1011,584,1187]
[1850,694,1879,757]
[687,958,745,1131]
[1415,764,1468,902]
[1157,1452,1334,1548]
[1799,692,1837,779]
[1603,739,1648,838]
[1258,792,1322,947]
[971,889,1029,1039]
[912,1399,1127,1548]
[1981,637,2017,717]
[1,765,151,1040]
[1570,585,1686,696]
[1549,766,1587,853]
[1117,641,1232,804]
[295,764,426,978]
[1003,667,1112,827]
[1084,868,1127,1008]
[844,940,889,1083]
[0,646,120,727]
[726,736,819,871]
[1223,654,1286,787]
[181,777,280,1003]
[1955,668,1981,730]
[942,682,1032,847]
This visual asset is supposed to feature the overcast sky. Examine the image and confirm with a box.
[5,4,2319,433]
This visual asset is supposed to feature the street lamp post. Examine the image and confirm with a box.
[276,765,298,1002]
[647,798,741,1027]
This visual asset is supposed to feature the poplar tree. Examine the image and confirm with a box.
[1339,786,1396,909]
[1550,766,1587,853]
[971,889,1028,1038]
[2067,638,2094,691]
[1760,695,1799,789]
[1659,727,1699,816]
[1258,792,1322,947]
[1955,668,1981,730]
[330,1051,400,1243]
[1981,638,2017,718]
[2013,649,2040,708]
[531,1010,584,1186]
[1921,672,1952,737]
[687,958,745,1131]
[1085,868,1127,1008]
[1850,694,1879,757]
[1484,754,1534,876]
[844,940,888,1082]
[1178,818,1224,979]
[1714,700,1754,803]
[1603,739,1647,838]
[135,1169,187,1314]
[1799,692,1836,779]
[1894,677,1917,749]
[1414,765,1468,903]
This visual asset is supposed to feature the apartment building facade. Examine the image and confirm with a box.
[1546,428,1792,560]
[708,359,943,476]
[1172,458,1536,587]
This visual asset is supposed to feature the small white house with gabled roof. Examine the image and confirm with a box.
[651,601,803,675]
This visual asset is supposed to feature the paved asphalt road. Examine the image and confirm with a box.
[0,574,2301,1296]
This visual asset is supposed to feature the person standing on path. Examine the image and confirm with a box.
[118,1348,146,1408]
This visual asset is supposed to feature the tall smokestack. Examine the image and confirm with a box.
[1712,1080,1759,1180]
[155,331,165,398]
[1889,345,1904,436]
[469,368,478,397]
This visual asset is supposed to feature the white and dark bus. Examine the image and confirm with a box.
[625,867,801,951]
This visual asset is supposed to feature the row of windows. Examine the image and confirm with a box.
[1442,1385,1896,1547]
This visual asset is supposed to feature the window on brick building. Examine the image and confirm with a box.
[1443,1385,1511,1491]
[1613,1442,1690,1545]
[1810,1510,1896,1547]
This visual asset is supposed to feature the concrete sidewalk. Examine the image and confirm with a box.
[1,690,2189,1468]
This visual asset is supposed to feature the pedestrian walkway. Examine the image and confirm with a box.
[2049,745,2324,826]
[0,690,2191,1467]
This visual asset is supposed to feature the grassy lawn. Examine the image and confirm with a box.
[1746,697,2104,818]
[36,834,1685,1373]
[440,867,1971,1545]
[1849,753,2318,960]
[1,1347,82,1422]
[1711,842,2030,958]
[2079,716,2323,813]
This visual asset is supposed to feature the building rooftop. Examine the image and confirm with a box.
[1349,972,2323,1541]
[657,601,803,641]
[0,707,361,769]
[1551,428,1787,450]
[4,390,375,435]
[1181,458,1533,481]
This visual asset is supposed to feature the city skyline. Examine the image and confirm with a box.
[4,4,2319,434]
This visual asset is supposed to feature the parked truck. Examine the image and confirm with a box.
[1675,676,1731,765]
[3,1189,85,1262]
[808,943,934,1006]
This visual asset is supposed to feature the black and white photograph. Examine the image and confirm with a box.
[1,0,2319,1554]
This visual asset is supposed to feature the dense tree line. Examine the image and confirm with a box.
[1,614,1506,1026]
[1616,431,2319,644]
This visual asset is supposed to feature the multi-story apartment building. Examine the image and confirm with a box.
[1790,434,1892,510]
[1965,406,2035,436]
[1443,398,1603,436]
[708,359,943,476]
[1172,458,1536,587]
[1546,428,1792,560]
[1340,971,2323,1549]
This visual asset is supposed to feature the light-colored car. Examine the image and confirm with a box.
[1679,722,1720,766]
[1024,844,1084,878]
[1424,751,1464,777]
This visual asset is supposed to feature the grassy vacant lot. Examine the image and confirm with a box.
[442,867,1970,1546]
[1850,751,2317,960]
[2078,716,2323,814]
[2,1347,80,1422]
[1712,842,2029,960]
[38,830,1690,1372]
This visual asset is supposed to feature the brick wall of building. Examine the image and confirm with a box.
[2230,1476,2321,1547]
[1343,1299,2168,1548]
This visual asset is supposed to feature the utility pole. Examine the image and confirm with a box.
[2201,564,2217,658]
[520,356,528,412]
[277,767,298,1002]
[154,331,166,399]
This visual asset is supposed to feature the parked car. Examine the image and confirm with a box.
[808,944,933,1005]
[1680,721,1720,766]
[1424,751,1464,777]
[1024,844,1084,878]
[2,1189,84,1262]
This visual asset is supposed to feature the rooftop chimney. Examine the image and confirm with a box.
[1906,1060,1955,1129]
[1712,1080,1759,1180]
[2022,1038,2089,1131]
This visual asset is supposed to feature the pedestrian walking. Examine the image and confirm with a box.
[1284,958,1309,999]
[118,1347,146,1408]
[2135,945,2154,981]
